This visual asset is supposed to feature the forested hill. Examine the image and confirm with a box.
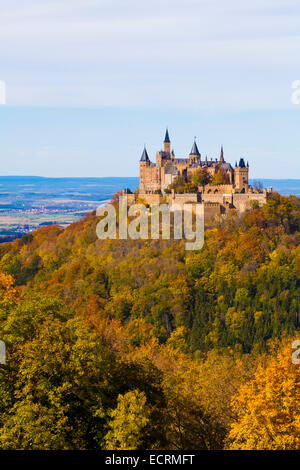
[0,192,299,450]
[1,191,299,353]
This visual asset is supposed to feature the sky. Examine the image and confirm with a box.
[0,0,299,178]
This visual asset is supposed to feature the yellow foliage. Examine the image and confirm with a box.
[0,272,18,304]
[227,339,300,449]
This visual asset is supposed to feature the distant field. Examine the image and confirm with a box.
[0,211,88,226]
[0,176,139,241]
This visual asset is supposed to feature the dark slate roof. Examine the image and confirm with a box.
[239,158,246,168]
[165,165,179,176]
[164,128,170,143]
[160,151,170,159]
[202,160,215,167]
[219,162,233,171]
[140,147,150,162]
[190,141,200,156]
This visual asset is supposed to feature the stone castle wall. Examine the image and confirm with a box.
[140,164,161,192]
[125,190,267,215]
[202,184,233,194]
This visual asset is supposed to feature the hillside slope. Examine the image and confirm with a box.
[0,192,299,449]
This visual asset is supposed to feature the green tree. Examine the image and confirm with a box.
[191,168,211,186]
[211,170,227,185]
[104,390,150,450]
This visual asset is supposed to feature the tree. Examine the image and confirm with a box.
[211,170,227,185]
[191,168,211,186]
[0,318,116,449]
[168,176,186,193]
[0,272,18,305]
[104,390,150,450]
[227,340,300,450]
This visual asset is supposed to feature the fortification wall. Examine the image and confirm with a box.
[170,193,201,206]
[201,193,225,204]
[204,202,222,223]
[202,184,233,194]
[232,193,267,212]
[201,191,267,212]
[137,193,164,205]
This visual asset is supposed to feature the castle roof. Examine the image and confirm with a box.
[190,141,200,156]
[219,162,233,171]
[165,165,179,176]
[164,128,170,143]
[239,158,246,168]
[140,147,150,162]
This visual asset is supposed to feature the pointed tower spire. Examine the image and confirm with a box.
[140,146,149,162]
[220,145,224,162]
[163,128,171,154]
[190,140,200,156]
[164,128,170,143]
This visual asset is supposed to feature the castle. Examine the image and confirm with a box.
[125,129,271,220]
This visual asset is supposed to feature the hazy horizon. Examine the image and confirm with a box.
[0,175,300,181]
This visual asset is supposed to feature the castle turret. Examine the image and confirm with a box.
[140,146,150,163]
[139,146,162,192]
[189,140,201,164]
[163,128,171,154]
[234,158,249,191]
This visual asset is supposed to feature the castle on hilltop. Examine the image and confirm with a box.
[125,129,272,220]
[140,129,249,194]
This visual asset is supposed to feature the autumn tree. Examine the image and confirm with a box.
[104,390,151,450]
[191,168,211,186]
[227,339,300,450]
[0,272,18,305]
[211,170,227,185]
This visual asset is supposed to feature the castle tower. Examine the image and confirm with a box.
[163,128,171,154]
[189,140,201,163]
[140,146,150,165]
[234,158,249,191]
[139,146,150,191]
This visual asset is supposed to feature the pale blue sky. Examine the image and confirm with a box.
[0,0,299,178]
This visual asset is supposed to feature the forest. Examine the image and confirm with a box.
[0,191,299,450]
